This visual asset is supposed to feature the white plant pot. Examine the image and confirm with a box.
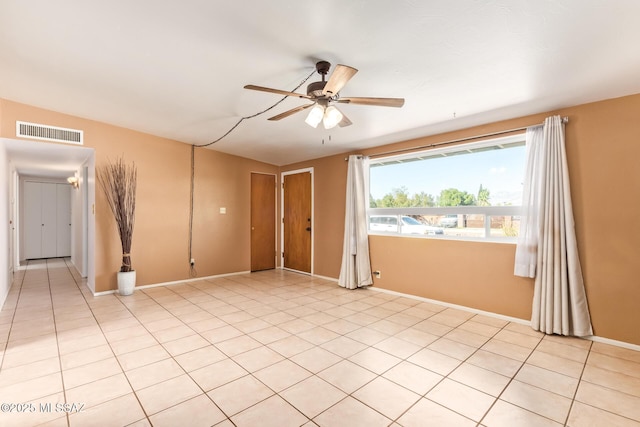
[117,270,136,296]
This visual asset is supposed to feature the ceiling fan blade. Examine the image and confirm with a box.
[322,64,358,96]
[268,103,314,121]
[338,111,352,127]
[338,97,405,107]
[244,84,310,99]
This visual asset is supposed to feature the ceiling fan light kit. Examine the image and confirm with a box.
[322,105,343,129]
[244,60,404,129]
[305,104,324,128]
[304,99,344,129]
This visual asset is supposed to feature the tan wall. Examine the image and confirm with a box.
[285,93,640,346]
[191,149,278,276]
[0,99,278,292]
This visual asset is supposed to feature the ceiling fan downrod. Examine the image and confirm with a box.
[306,61,332,97]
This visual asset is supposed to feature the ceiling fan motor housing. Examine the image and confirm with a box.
[307,81,327,97]
[315,60,331,75]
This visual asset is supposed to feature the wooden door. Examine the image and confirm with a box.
[283,172,311,273]
[251,173,276,271]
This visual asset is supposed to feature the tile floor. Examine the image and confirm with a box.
[1,258,639,427]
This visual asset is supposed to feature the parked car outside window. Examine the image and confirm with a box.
[439,214,459,228]
[369,215,444,235]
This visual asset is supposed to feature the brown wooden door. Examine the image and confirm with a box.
[251,173,276,271]
[283,172,311,273]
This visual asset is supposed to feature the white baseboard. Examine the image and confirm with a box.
[368,285,640,352]
[369,286,529,325]
[311,273,339,283]
[92,289,115,296]
[587,335,640,352]
[90,270,251,297]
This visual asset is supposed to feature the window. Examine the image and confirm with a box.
[368,134,525,241]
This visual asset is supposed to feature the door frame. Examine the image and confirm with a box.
[280,167,314,275]
[9,169,17,275]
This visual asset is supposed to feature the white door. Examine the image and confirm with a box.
[24,181,43,259]
[23,182,71,260]
[56,184,71,257]
[41,183,58,258]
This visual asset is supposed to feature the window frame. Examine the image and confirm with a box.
[367,134,525,243]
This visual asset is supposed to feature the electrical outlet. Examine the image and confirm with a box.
[190,258,195,266]
[374,271,381,279]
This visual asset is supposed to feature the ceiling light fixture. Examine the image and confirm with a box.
[304,104,324,128]
[322,105,343,129]
[67,176,79,189]
[305,101,344,130]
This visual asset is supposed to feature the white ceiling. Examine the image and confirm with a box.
[1,0,639,166]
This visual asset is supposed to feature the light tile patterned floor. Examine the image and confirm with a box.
[1,258,639,427]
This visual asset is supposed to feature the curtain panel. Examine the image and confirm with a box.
[514,116,593,336]
[338,155,373,290]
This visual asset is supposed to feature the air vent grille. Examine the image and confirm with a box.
[16,121,83,145]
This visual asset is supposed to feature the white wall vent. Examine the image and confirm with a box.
[16,121,84,145]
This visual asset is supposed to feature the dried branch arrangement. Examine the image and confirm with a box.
[97,157,137,272]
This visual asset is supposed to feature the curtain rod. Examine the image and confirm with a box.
[346,116,569,160]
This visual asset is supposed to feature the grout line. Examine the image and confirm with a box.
[133,283,239,422]
[563,339,593,426]
[45,258,72,427]
[475,330,547,426]
[62,258,152,425]
[0,262,27,373]
[390,315,513,425]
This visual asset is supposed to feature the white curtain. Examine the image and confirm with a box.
[514,125,544,278]
[514,115,593,336]
[338,155,373,289]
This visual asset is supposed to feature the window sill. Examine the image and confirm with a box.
[367,231,517,244]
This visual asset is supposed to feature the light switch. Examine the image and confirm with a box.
[220,207,226,214]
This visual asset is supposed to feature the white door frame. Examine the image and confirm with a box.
[280,167,314,275]
[9,169,17,275]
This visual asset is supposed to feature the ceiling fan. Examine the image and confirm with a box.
[244,61,405,129]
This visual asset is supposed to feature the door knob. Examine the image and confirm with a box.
[306,227,311,231]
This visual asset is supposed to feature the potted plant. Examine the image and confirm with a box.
[97,156,137,295]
